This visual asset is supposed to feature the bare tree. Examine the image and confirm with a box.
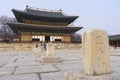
[0,15,17,42]
[71,33,82,43]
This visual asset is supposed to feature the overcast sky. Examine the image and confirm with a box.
[0,0,120,35]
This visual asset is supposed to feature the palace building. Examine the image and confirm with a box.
[8,6,83,42]
[109,34,120,48]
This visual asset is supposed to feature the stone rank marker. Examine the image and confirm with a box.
[41,43,60,63]
[82,29,111,76]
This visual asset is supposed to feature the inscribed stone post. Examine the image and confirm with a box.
[46,43,55,56]
[41,43,60,63]
[82,29,111,75]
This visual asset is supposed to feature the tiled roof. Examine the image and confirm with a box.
[12,9,78,25]
[109,34,120,41]
[26,9,65,18]
[7,23,83,34]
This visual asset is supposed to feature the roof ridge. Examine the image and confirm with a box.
[26,5,62,13]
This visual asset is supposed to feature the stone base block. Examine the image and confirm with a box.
[64,71,82,80]
[41,56,60,63]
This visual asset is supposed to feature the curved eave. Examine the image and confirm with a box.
[12,9,78,25]
[7,23,83,35]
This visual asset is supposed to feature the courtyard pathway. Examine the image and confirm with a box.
[0,49,119,80]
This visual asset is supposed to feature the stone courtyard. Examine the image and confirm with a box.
[0,46,120,80]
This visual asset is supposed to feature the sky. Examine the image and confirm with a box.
[0,0,120,35]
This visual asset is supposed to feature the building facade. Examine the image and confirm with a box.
[8,6,83,42]
[109,35,120,48]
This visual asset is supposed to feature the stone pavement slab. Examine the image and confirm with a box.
[4,62,41,67]
[64,71,120,80]
[41,72,64,80]
[0,49,119,80]
[111,61,120,67]
[0,74,40,80]
[55,63,83,72]
[61,59,82,64]
[14,65,58,75]
[112,67,120,73]
[110,56,120,62]
[0,63,5,67]
[0,56,15,63]
[0,66,15,76]
[55,50,82,61]
[0,51,38,64]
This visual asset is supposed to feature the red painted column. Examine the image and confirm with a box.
[70,35,72,43]
[19,32,21,42]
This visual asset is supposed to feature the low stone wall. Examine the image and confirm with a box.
[0,43,82,51]
[0,43,34,51]
[54,43,82,50]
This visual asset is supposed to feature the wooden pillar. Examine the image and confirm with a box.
[42,35,44,42]
[19,32,21,42]
[51,33,53,42]
[30,32,32,42]
[61,33,63,43]
[70,34,72,43]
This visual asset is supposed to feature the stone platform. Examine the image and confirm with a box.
[0,49,119,80]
